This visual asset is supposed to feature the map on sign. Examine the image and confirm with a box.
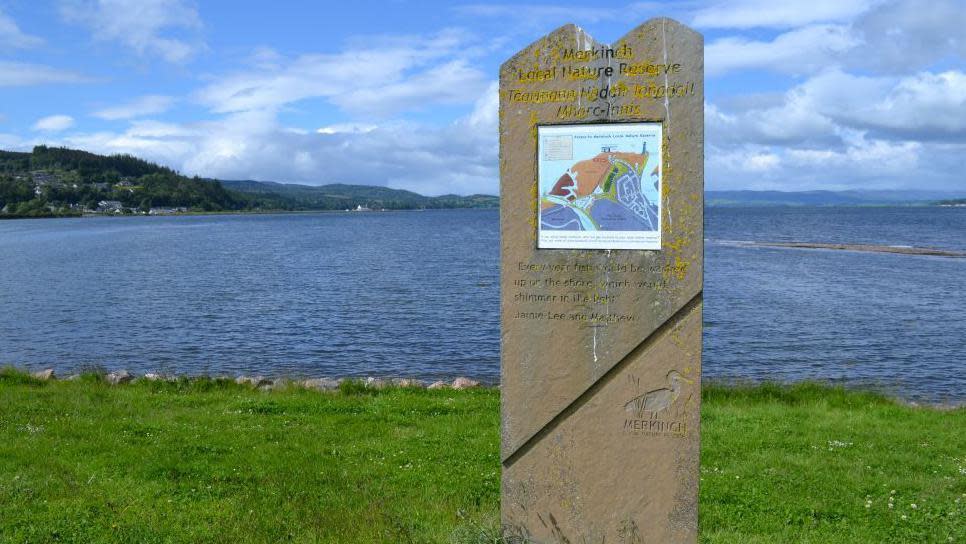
[538,123,662,250]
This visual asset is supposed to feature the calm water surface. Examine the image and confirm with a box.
[0,207,963,402]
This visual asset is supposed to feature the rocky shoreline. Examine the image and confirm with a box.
[15,368,962,409]
[732,240,966,257]
[23,368,489,390]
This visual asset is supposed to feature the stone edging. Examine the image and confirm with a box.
[25,368,490,391]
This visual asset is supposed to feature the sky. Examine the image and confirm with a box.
[0,0,963,195]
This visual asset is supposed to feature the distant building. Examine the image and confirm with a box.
[148,207,187,215]
[97,200,124,213]
[30,170,57,185]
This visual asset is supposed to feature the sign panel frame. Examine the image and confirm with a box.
[537,122,663,251]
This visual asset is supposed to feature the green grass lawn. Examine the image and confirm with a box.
[0,369,962,543]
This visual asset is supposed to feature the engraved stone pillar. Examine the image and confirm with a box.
[499,19,704,543]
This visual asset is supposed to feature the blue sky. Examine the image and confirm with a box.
[0,0,963,195]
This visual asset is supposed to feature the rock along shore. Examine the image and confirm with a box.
[24,368,489,391]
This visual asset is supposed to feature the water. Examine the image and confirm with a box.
[0,211,499,382]
[706,207,965,404]
[0,207,963,402]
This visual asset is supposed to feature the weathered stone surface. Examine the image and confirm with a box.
[427,380,449,390]
[31,369,55,380]
[500,18,703,543]
[235,375,272,387]
[392,378,424,388]
[142,372,176,382]
[106,370,133,385]
[364,377,389,389]
[452,377,480,389]
[267,377,293,389]
[302,378,342,391]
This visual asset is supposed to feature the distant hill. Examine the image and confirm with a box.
[3,146,957,219]
[706,190,960,207]
[0,146,254,218]
[0,146,497,219]
[220,180,498,210]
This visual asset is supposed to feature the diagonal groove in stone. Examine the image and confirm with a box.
[502,290,703,466]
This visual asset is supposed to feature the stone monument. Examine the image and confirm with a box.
[499,18,704,543]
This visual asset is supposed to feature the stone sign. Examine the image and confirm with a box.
[499,18,704,543]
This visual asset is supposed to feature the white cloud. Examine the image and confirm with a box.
[0,9,43,48]
[48,79,500,196]
[125,119,193,138]
[93,95,175,120]
[7,3,959,195]
[32,29,501,195]
[0,132,26,149]
[746,152,781,172]
[704,0,966,76]
[60,0,204,63]
[0,61,91,87]
[706,24,858,76]
[316,123,377,135]
[706,135,935,191]
[706,65,966,190]
[466,81,498,130]
[835,71,966,139]
[32,115,75,132]
[707,95,842,149]
[709,68,966,150]
[785,139,920,175]
[693,0,876,29]
[195,31,487,118]
[788,70,966,141]
[330,59,487,117]
[849,0,966,73]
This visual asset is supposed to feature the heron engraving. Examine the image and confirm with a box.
[624,370,693,419]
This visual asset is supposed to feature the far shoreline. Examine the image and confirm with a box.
[715,239,966,258]
[4,201,966,221]
[0,206,499,221]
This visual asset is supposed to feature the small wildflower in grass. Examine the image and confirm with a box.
[827,439,853,450]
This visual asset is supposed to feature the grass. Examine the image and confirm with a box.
[700,383,964,543]
[0,369,963,543]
